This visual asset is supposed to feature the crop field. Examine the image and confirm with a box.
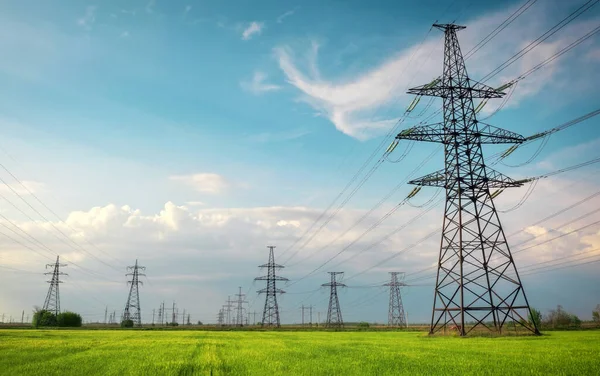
[1,329,599,375]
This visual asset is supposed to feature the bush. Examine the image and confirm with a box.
[528,308,542,328]
[544,305,581,329]
[569,314,582,328]
[121,319,134,328]
[357,322,370,330]
[57,312,82,327]
[33,310,57,328]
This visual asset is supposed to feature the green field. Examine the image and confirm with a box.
[1,329,599,375]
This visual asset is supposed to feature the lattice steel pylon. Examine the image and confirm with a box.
[217,308,225,326]
[384,272,407,327]
[255,245,288,327]
[43,256,67,316]
[322,272,346,328]
[395,23,539,336]
[235,286,248,327]
[123,259,145,327]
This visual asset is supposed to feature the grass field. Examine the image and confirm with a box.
[1,329,599,375]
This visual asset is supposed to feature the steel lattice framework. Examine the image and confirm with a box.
[384,272,407,327]
[255,246,288,327]
[395,24,539,336]
[217,308,225,326]
[123,259,145,327]
[322,272,346,328]
[235,286,248,327]
[43,256,67,316]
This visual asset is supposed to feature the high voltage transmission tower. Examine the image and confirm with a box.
[43,256,67,316]
[122,260,145,327]
[322,272,345,328]
[384,272,407,328]
[235,286,248,327]
[255,245,288,327]
[224,298,233,326]
[395,23,539,336]
[217,308,225,326]
[301,305,314,326]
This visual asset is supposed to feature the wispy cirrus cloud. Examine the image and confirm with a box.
[77,6,97,30]
[275,2,600,140]
[242,21,264,40]
[146,0,156,14]
[169,173,230,194]
[277,7,299,23]
[240,71,281,94]
[247,128,310,143]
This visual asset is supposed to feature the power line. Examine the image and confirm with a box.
[0,178,122,272]
[283,4,600,269]
[0,162,126,268]
[279,1,477,262]
[464,0,539,60]
[287,146,440,268]
[480,0,600,83]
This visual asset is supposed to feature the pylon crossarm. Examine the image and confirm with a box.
[255,276,288,281]
[258,263,285,268]
[408,170,446,187]
[406,80,505,99]
[395,121,526,144]
[408,167,524,188]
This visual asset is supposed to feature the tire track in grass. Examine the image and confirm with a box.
[176,337,227,376]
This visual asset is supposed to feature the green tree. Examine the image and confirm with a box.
[32,309,57,328]
[545,305,582,328]
[528,308,542,328]
[57,312,82,327]
[593,304,600,323]
[569,314,582,328]
[121,319,134,328]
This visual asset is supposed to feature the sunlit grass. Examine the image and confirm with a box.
[1,329,599,375]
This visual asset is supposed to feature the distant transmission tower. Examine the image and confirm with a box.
[235,286,248,327]
[43,256,67,315]
[255,245,288,327]
[123,259,145,326]
[217,309,225,326]
[384,272,407,327]
[224,297,233,326]
[322,272,345,328]
[395,23,539,336]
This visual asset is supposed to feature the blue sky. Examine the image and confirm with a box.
[0,0,600,325]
